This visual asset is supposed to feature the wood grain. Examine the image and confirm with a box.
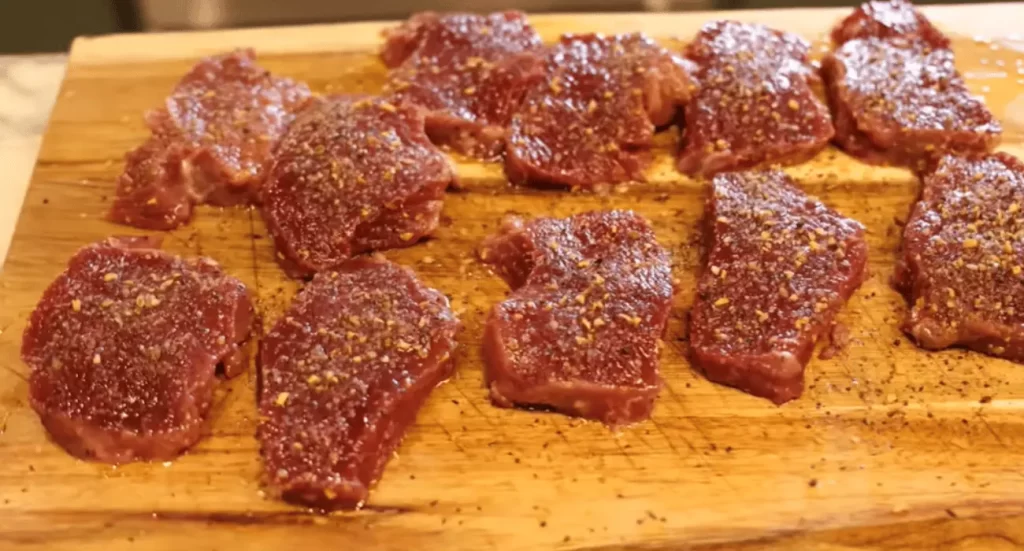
[2,5,1024,550]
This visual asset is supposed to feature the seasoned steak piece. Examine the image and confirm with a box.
[690,171,868,404]
[22,237,254,463]
[258,257,459,510]
[684,20,813,69]
[896,153,1024,361]
[506,33,692,189]
[381,11,543,159]
[830,0,950,48]
[380,11,540,69]
[261,96,456,278]
[823,38,1000,169]
[678,22,833,178]
[111,138,193,230]
[109,50,312,230]
[479,210,673,424]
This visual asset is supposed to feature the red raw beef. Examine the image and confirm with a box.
[22,237,253,463]
[690,171,868,404]
[684,20,812,68]
[830,0,950,48]
[896,153,1024,361]
[480,210,674,425]
[823,37,1000,170]
[678,21,834,178]
[381,11,543,159]
[109,50,312,230]
[258,257,459,510]
[260,95,456,278]
[505,33,693,189]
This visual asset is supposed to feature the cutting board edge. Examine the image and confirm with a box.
[63,3,1024,66]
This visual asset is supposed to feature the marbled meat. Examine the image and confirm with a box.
[260,95,456,278]
[22,237,254,463]
[381,11,543,158]
[258,257,459,510]
[896,153,1024,361]
[678,21,834,178]
[506,33,692,189]
[823,37,1000,169]
[830,0,950,48]
[109,50,312,230]
[479,210,673,424]
[690,171,867,404]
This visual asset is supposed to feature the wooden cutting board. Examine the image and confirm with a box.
[2,5,1024,550]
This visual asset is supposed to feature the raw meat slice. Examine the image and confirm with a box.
[690,171,868,404]
[110,138,193,230]
[260,95,456,278]
[109,49,312,230]
[823,38,1000,169]
[479,210,674,424]
[896,153,1024,361]
[678,22,834,178]
[830,0,950,48]
[22,237,254,463]
[380,11,540,70]
[506,33,693,189]
[381,11,543,158]
[258,257,459,510]
[684,20,813,71]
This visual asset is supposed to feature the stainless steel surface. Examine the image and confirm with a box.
[137,0,714,30]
